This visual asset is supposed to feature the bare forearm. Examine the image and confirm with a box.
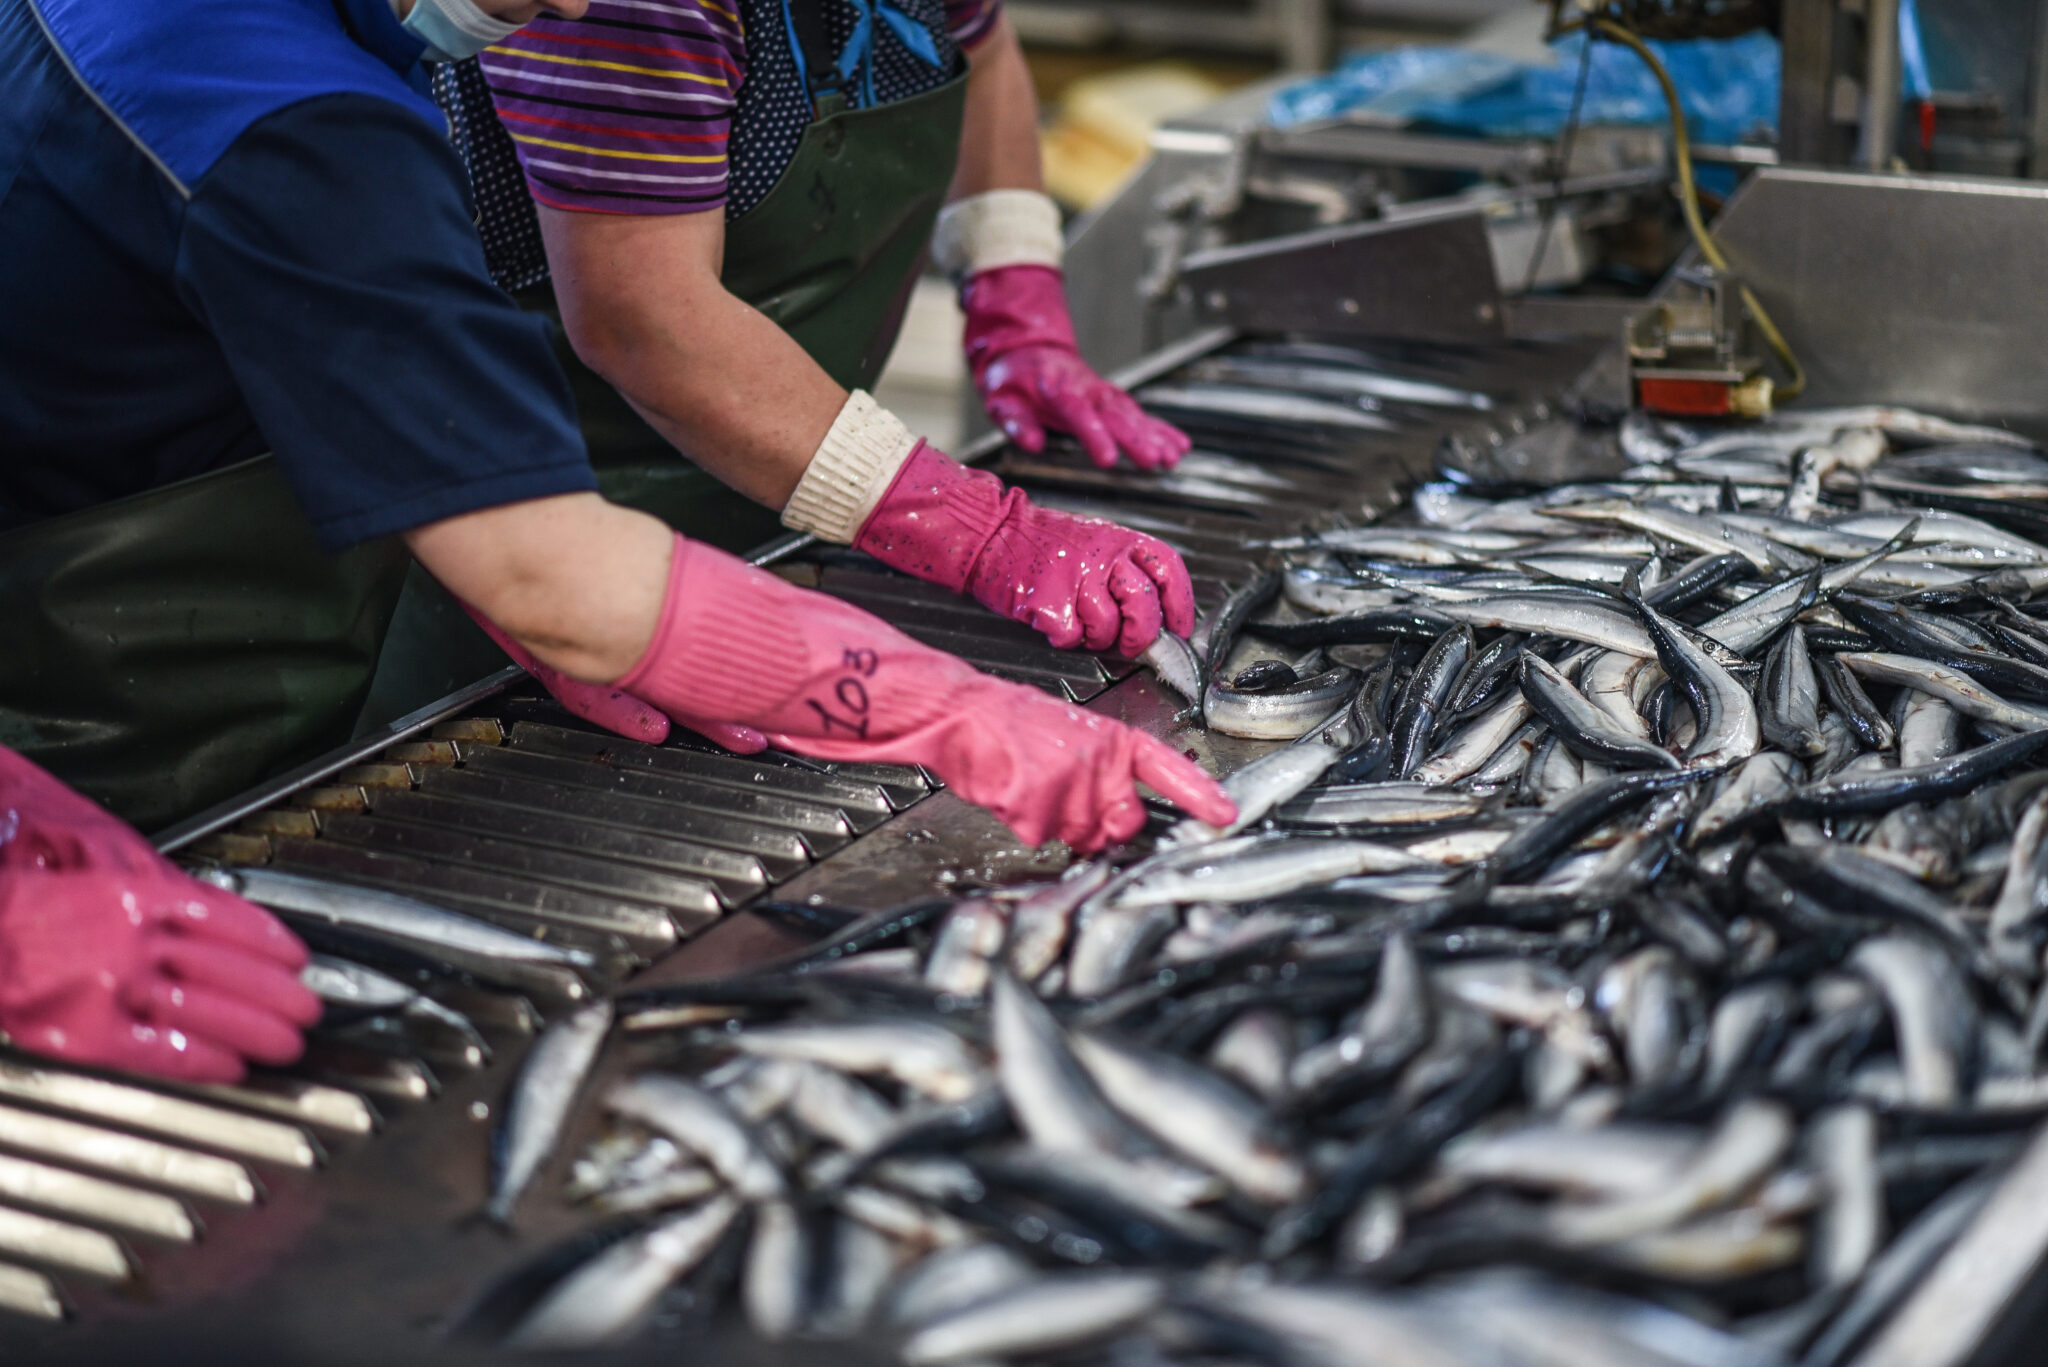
[404,492,674,682]
[538,206,847,511]
[951,17,1044,201]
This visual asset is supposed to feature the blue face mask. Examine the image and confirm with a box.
[400,0,521,63]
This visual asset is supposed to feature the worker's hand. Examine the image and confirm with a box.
[0,751,322,1083]
[855,442,1195,656]
[614,536,1236,852]
[462,602,770,754]
[961,264,1192,472]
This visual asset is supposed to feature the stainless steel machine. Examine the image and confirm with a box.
[16,36,2048,1361]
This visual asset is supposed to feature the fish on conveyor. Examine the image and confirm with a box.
[725,1020,984,1104]
[201,866,595,999]
[1204,663,1360,740]
[1759,624,1826,758]
[506,1196,741,1349]
[487,1001,614,1224]
[1197,570,1281,679]
[1137,631,1203,704]
[493,383,2048,1367]
[1389,627,1475,778]
[1136,383,1401,432]
[1182,355,1496,411]
[1517,654,1677,771]
[898,1271,1165,1367]
[1628,589,1760,770]
[1162,707,1358,845]
[304,953,491,1061]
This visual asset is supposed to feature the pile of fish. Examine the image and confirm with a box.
[468,403,2048,1365]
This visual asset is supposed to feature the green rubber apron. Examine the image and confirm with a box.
[542,1,969,539]
[0,458,409,831]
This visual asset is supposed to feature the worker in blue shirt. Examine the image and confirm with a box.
[0,0,1234,1084]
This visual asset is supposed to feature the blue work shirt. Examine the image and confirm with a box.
[0,0,598,551]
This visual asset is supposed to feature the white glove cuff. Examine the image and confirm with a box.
[781,391,920,544]
[930,190,1063,280]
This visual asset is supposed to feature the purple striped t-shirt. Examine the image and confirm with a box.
[478,0,1001,217]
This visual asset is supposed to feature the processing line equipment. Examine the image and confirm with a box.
[10,154,2048,1364]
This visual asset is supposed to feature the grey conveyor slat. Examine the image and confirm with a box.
[314,811,726,924]
[454,748,853,853]
[499,723,898,822]
[365,788,769,903]
[414,767,811,874]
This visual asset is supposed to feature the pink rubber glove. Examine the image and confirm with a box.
[962,264,1192,472]
[617,535,1236,852]
[855,442,1196,657]
[461,601,769,754]
[0,751,322,1083]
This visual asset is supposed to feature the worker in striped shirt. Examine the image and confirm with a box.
[451,0,1200,663]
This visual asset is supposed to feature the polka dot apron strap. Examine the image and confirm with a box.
[431,58,552,294]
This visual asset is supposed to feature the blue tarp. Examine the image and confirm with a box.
[1268,30,1781,149]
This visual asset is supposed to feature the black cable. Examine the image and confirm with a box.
[1521,17,1599,296]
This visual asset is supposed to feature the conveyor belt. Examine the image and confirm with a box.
[0,329,1608,1356]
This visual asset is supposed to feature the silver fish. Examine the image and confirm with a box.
[1208,1281,1487,1367]
[1989,793,2048,977]
[1006,862,1113,982]
[811,1214,899,1337]
[604,1074,786,1201]
[1547,1100,1795,1246]
[743,1200,811,1340]
[1633,592,1760,770]
[1290,931,1434,1102]
[1434,1122,1695,1201]
[726,1020,983,1103]
[1760,624,1826,757]
[922,898,1007,999]
[1206,1008,1293,1102]
[1138,382,1399,432]
[1807,1105,1882,1288]
[1691,751,1801,844]
[1138,631,1204,704]
[1205,665,1359,740]
[989,970,1144,1161]
[881,1241,1034,1329]
[1162,718,1352,845]
[1520,653,1679,771]
[1601,1209,1804,1282]
[200,866,594,994]
[1428,594,1662,658]
[1842,652,2048,732]
[1848,936,1976,1109]
[1109,836,1429,909]
[1894,689,1963,767]
[487,1000,613,1224]
[1069,1029,1306,1205]
[507,1196,740,1350]
[1701,980,1800,1098]
[1065,901,1181,998]
[898,1272,1165,1366]
[1414,695,1537,785]
[1278,782,1500,828]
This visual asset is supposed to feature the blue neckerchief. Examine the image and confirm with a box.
[29,0,438,191]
